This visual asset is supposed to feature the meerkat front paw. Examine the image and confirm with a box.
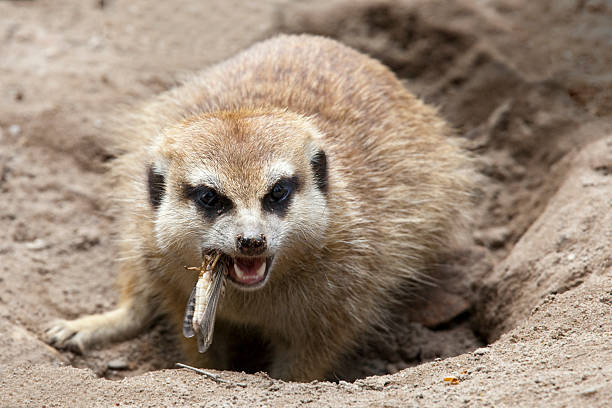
[45,305,152,353]
[45,318,91,353]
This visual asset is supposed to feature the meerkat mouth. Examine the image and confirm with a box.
[228,256,272,290]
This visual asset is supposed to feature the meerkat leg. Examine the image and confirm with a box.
[46,263,159,353]
[45,298,154,353]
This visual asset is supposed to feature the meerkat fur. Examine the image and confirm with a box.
[46,34,473,382]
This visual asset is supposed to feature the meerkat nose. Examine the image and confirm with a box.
[235,233,267,256]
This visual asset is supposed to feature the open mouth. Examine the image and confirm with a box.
[227,256,272,290]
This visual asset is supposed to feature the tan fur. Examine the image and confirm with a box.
[46,34,473,381]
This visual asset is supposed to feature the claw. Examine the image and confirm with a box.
[44,319,85,353]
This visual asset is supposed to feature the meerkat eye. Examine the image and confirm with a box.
[270,183,290,202]
[186,185,233,217]
[263,177,299,215]
[196,188,219,209]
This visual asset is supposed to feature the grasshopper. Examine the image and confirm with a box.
[183,251,227,353]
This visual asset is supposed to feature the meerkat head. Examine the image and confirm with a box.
[147,109,329,290]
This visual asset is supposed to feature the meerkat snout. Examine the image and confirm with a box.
[236,234,267,256]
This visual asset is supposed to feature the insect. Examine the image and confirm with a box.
[183,251,227,353]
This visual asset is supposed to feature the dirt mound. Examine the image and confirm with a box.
[1,0,611,406]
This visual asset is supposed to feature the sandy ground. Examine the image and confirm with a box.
[1,0,611,406]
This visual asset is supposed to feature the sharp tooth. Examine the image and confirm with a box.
[234,261,246,278]
[256,260,266,277]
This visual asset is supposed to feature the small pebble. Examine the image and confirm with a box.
[107,358,129,370]
[24,239,48,250]
[473,347,490,356]
[580,386,598,396]
[443,376,460,385]
[88,35,104,50]
[8,124,21,137]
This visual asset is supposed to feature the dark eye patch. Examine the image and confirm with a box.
[262,176,299,216]
[147,165,165,210]
[184,184,233,218]
[310,150,328,195]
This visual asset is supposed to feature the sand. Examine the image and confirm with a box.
[1,0,611,406]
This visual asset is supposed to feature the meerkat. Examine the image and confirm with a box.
[46,34,473,382]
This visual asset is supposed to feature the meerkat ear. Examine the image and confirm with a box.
[310,150,328,194]
[147,165,166,209]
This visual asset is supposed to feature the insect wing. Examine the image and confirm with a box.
[196,266,226,353]
[182,286,196,338]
